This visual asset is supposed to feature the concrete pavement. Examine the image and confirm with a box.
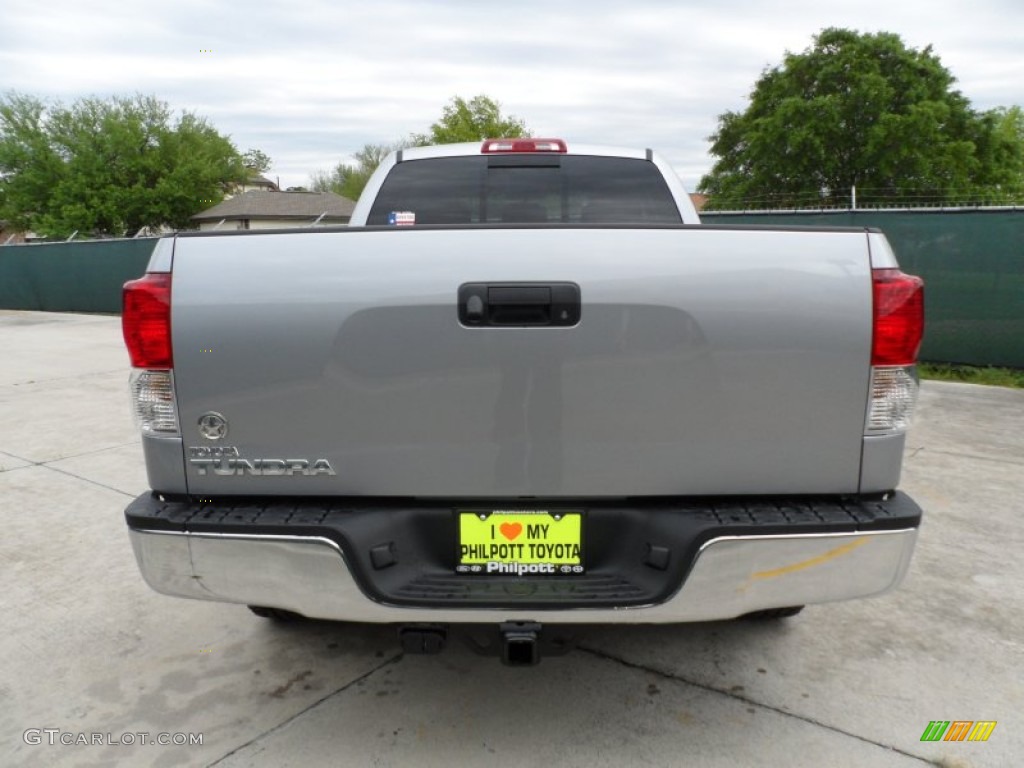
[1,311,1021,767]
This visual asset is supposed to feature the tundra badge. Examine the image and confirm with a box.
[187,446,336,476]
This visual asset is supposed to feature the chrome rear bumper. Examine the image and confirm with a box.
[129,526,918,623]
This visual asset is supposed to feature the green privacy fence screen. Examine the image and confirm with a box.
[702,209,1024,368]
[2,214,1022,367]
[0,238,157,313]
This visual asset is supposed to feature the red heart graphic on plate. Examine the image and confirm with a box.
[499,522,523,541]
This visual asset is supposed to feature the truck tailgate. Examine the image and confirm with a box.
[169,226,873,497]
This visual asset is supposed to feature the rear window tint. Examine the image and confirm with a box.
[366,155,681,225]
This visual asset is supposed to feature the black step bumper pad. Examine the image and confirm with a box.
[125,493,921,610]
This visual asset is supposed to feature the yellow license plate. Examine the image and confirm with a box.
[457,510,583,575]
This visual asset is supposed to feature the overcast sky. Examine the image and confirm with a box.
[2,0,1022,191]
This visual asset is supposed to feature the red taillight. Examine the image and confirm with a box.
[872,269,924,366]
[123,272,172,369]
[481,138,567,153]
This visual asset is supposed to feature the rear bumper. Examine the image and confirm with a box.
[125,493,921,623]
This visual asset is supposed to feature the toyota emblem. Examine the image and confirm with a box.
[197,412,229,441]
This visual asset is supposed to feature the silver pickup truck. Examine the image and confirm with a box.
[122,138,924,664]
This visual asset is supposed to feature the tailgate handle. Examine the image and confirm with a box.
[458,283,580,327]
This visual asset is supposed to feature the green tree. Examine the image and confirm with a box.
[698,29,1024,209]
[970,106,1024,201]
[0,92,248,236]
[411,95,531,146]
[308,95,533,202]
[308,142,398,201]
[242,148,272,175]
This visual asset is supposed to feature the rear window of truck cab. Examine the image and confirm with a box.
[366,155,682,226]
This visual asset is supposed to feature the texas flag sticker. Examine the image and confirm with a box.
[388,211,416,226]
